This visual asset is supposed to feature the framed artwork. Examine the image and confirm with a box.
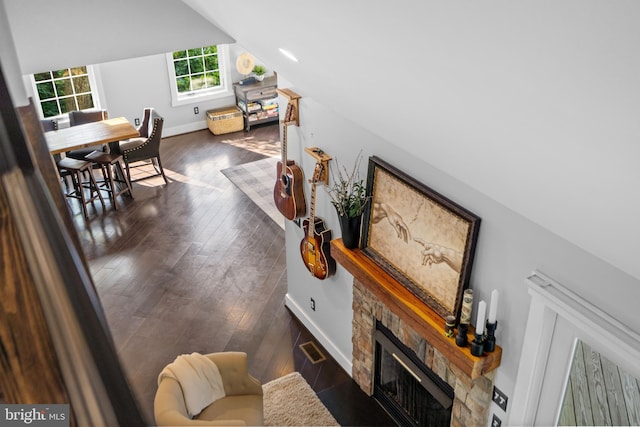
[361,156,481,320]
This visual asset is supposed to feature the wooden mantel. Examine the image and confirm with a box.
[331,238,501,380]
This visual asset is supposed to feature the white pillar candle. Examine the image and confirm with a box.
[488,289,499,324]
[476,300,487,335]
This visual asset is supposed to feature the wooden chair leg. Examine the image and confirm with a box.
[73,170,90,220]
[83,167,105,212]
[155,156,168,184]
[104,163,118,210]
[125,162,132,187]
[115,161,134,199]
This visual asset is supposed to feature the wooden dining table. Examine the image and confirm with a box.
[46,117,139,155]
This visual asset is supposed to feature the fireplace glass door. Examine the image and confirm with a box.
[374,323,453,427]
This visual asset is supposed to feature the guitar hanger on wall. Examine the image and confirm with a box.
[304,146,332,186]
[277,88,301,126]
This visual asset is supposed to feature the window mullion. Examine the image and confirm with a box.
[187,51,193,92]
[52,75,62,117]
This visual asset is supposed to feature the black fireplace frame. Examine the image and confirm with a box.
[373,321,454,427]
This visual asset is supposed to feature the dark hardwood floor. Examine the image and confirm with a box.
[70,124,395,426]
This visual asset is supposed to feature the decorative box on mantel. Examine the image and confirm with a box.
[331,238,502,379]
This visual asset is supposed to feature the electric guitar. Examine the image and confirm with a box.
[300,163,336,280]
[273,104,306,220]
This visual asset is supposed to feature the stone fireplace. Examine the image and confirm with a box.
[331,239,501,427]
[354,279,494,426]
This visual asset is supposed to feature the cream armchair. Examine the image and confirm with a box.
[154,352,263,426]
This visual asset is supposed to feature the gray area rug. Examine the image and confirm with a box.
[263,372,340,426]
[221,157,284,230]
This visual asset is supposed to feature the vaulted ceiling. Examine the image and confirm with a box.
[3,0,638,282]
[184,0,640,281]
[3,0,233,74]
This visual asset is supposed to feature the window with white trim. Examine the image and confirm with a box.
[166,44,233,106]
[31,66,99,118]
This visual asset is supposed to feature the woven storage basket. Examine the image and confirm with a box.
[207,107,244,135]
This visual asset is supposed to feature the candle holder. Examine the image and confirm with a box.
[460,289,473,325]
[455,323,468,347]
[485,320,497,352]
[444,315,456,338]
[470,332,485,356]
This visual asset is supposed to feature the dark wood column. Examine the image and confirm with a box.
[15,101,88,268]
[0,62,145,426]
[0,176,72,407]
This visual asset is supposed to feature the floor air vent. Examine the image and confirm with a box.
[299,341,326,364]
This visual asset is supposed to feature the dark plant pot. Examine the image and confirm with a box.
[339,214,362,249]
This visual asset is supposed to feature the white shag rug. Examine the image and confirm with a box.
[263,372,340,427]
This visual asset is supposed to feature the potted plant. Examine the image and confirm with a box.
[252,65,266,81]
[326,152,370,249]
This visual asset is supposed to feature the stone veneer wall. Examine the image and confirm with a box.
[352,279,495,427]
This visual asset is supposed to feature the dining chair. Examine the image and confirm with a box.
[66,109,109,160]
[118,108,168,184]
[41,118,73,191]
[40,118,58,132]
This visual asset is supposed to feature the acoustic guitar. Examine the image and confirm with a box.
[300,163,336,280]
[273,104,306,220]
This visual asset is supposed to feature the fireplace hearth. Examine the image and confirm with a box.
[374,321,453,427]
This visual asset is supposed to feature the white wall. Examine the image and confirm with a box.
[0,0,26,105]
[283,98,374,369]
[96,53,237,136]
[280,90,640,423]
[19,44,258,137]
[3,0,245,135]
[185,0,640,286]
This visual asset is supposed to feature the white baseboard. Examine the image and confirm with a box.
[285,294,353,376]
[164,121,208,138]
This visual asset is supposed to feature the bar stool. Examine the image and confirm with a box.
[56,157,105,220]
[85,150,134,210]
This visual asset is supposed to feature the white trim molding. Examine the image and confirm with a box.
[284,293,352,375]
[162,121,208,138]
[165,44,234,107]
[510,270,640,426]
